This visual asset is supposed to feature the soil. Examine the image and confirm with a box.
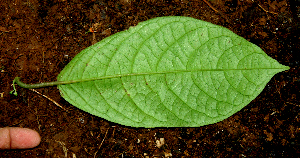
[0,0,299,157]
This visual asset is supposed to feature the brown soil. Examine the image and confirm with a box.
[1,0,299,157]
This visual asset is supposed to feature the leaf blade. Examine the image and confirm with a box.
[57,16,289,127]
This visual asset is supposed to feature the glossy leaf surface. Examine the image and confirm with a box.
[57,16,289,127]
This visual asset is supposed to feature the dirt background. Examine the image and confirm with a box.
[0,0,299,157]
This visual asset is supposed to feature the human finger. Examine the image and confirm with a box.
[0,127,41,149]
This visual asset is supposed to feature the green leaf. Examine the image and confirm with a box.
[57,16,289,127]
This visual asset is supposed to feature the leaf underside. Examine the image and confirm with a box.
[57,16,289,127]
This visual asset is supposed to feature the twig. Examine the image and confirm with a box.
[29,89,68,112]
[94,127,110,158]
[252,0,278,15]
[286,102,299,107]
[55,140,68,158]
[202,0,229,23]
[203,0,220,14]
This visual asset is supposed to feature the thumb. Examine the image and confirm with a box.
[0,127,41,149]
